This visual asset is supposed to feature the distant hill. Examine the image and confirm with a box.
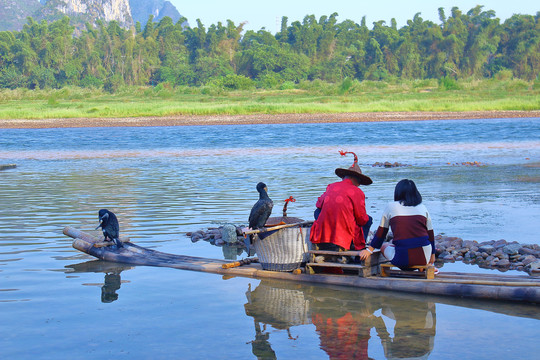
[36,0,133,29]
[130,0,183,27]
[0,0,42,31]
[0,0,184,32]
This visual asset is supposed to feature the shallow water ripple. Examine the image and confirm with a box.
[0,119,539,359]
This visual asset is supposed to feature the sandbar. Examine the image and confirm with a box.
[1,110,539,129]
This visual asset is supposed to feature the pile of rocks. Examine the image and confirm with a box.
[187,227,540,275]
[447,161,486,166]
[187,224,245,246]
[435,235,540,274]
[372,162,410,168]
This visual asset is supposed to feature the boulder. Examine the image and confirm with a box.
[478,245,495,254]
[519,247,538,256]
[463,240,478,248]
[221,224,239,244]
[527,260,540,272]
[493,239,508,249]
[502,243,521,255]
[190,230,204,243]
[522,255,538,266]
[496,259,511,268]
[442,254,455,261]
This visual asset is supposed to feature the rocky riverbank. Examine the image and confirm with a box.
[187,226,540,275]
[435,235,540,275]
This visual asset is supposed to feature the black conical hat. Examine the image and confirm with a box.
[335,150,372,185]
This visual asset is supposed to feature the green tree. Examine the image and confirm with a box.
[497,13,540,80]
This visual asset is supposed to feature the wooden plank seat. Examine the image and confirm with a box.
[380,263,435,279]
[305,249,387,277]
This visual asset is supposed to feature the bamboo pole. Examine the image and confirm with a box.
[222,257,259,269]
[242,221,313,235]
[383,276,540,287]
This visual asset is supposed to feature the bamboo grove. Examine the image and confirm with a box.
[0,6,538,91]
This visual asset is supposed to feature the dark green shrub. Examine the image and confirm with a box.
[29,66,56,89]
[439,76,460,90]
[338,77,354,94]
[217,74,255,90]
[103,74,123,94]
[80,75,103,89]
[0,67,28,89]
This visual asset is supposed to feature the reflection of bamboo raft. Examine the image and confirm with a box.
[253,226,311,272]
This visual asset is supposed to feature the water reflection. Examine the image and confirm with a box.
[244,280,435,359]
[242,279,540,359]
[247,320,277,359]
[65,260,132,303]
[377,302,435,360]
[244,281,309,359]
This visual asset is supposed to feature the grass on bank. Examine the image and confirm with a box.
[0,78,538,120]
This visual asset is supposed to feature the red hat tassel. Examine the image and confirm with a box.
[283,196,296,217]
[339,150,358,166]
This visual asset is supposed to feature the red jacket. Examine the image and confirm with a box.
[310,178,369,250]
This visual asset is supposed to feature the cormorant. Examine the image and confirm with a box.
[96,209,123,248]
[249,182,274,230]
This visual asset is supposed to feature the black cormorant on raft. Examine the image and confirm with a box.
[96,209,123,248]
[246,182,274,250]
[249,182,274,230]
[63,226,540,304]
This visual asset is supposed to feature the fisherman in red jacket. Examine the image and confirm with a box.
[310,151,372,253]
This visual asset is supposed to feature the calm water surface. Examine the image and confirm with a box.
[1,118,539,359]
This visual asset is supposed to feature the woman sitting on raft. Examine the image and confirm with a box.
[359,179,436,270]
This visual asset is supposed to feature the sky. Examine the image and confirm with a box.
[168,0,539,33]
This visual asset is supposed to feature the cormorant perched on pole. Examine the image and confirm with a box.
[96,209,123,248]
[249,182,274,230]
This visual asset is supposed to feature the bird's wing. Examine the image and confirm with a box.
[107,213,120,239]
[250,200,274,228]
[248,200,262,228]
[259,202,273,226]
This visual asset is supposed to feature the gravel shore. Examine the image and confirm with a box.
[1,110,539,128]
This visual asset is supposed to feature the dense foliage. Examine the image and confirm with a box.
[0,6,539,91]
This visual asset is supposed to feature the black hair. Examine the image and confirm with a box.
[394,179,422,206]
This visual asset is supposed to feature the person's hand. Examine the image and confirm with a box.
[359,249,371,260]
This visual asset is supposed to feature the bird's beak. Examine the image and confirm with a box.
[96,212,108,229]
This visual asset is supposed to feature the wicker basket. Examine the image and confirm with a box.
[253,226,311,271]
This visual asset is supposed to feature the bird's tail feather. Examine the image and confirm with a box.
[113,238,123,248]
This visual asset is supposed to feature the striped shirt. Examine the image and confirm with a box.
[370,201,434,268]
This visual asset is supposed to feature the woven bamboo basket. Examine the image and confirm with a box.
[253,225,311,271]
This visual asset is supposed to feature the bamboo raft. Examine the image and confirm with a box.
[63,226,540,304]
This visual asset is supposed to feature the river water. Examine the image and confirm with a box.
[0,118,539,359]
